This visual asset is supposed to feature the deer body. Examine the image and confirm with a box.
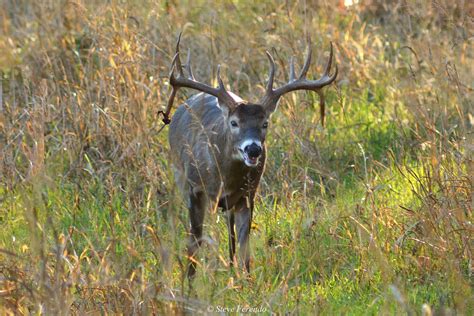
[169,92,267,275]
[169,93,266,202]
[166,34,337,278]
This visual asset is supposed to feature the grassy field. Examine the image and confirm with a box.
[0,0,472,314]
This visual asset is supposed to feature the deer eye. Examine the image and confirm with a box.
[262,122,268,128]
[231,120,238,127]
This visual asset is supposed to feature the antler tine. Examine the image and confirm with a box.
[169,53,179,78]
[323,42,338,82]
[298,40,312,80]
[265,51,276,93]
[216,65,225,90]
[332,64,339,81]
[214,65,238,106]
[186,48,195,80]
[174,32,184,77]
[289,56,296,83]
[166,85,177,113]
[165,32,238,123]
[162,52,181,124]
[323,41,334,76]
[260,40,338,113]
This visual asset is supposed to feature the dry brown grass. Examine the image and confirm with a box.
[0,0,472,314]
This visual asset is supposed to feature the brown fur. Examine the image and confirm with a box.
[169,92,270,276]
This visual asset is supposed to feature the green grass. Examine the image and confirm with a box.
[1,0,472,314]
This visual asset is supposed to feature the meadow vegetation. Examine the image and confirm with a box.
[0,0,472,314]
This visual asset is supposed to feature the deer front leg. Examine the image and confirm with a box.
[187,191,206,279]
[234,199,253,272]
[226,210,236,267]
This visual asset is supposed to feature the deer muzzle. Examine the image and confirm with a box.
[239,140,262,167]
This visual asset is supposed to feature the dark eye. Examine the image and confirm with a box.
[263,122,268,128]
[231,120,238,127]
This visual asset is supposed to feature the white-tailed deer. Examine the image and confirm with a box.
[166,34,337,278]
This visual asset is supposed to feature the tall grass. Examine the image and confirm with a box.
[1,0,472,314]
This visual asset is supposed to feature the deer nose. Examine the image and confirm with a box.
[245,143,262,158]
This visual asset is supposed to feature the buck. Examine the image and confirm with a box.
[165,34,337,278]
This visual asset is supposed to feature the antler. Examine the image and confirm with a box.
[166,32,237,117]
[261,40,338,124]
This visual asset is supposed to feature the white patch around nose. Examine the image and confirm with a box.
[239,139,262,153]
[236,139,262,167]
